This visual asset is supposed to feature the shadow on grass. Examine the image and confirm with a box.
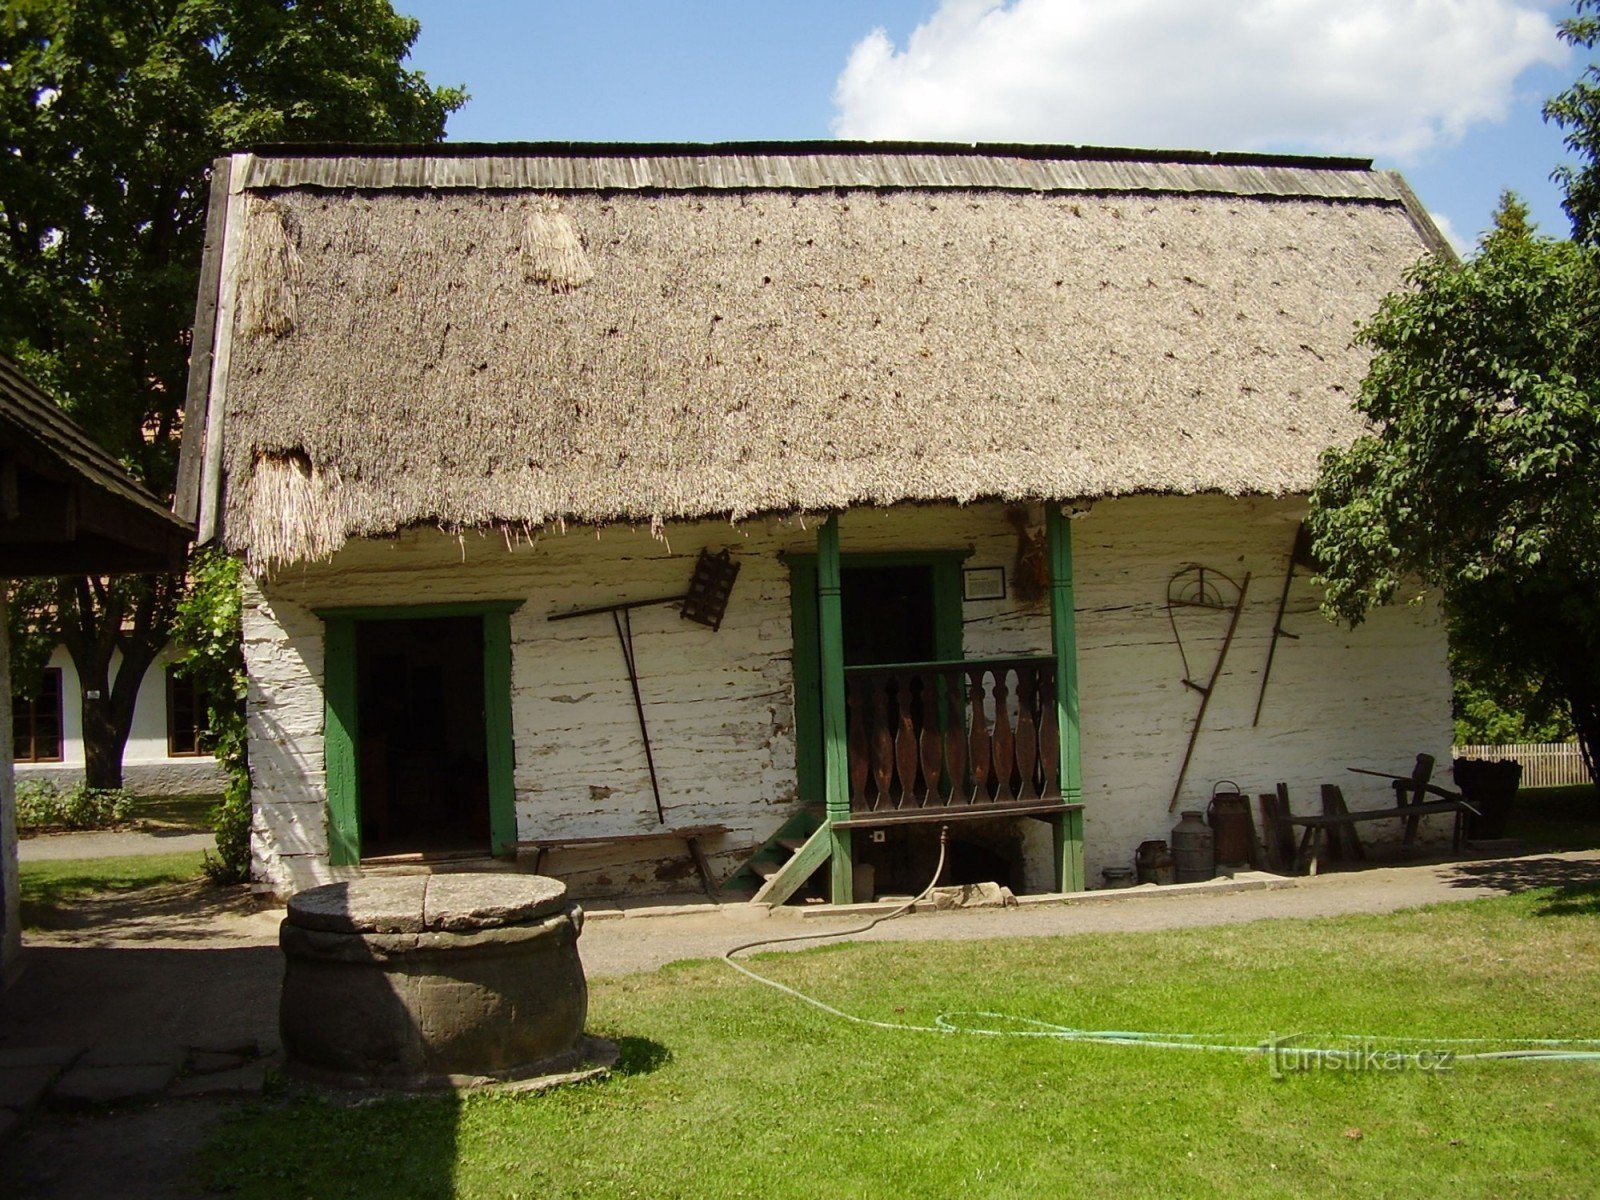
[611,1035,671,1077]
[20,878,265,941]
[1447,855,1600,915]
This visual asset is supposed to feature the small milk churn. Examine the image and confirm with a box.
[1135,840,1177,885]
[1207,782,1254,868]
[1171,810,1215,882]
[1101,866,1136,889]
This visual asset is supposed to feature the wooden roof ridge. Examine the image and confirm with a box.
[239,139,1377,173]
[227,141,1402,206]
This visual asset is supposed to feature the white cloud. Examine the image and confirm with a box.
[1428,210,1470,255]
[832,0,1567,161]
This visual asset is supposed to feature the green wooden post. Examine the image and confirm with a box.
[482,611,518,855]
[817,514,853,904]
[322,617,361,866]
[1046,504,1085,892]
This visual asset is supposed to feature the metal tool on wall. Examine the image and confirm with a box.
[1252,524,1316,727]
[549,548,741,824]
[1166,564,1251,811]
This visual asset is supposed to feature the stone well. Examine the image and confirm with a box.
[279,874,597,1089]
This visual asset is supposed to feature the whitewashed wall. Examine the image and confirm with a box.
[13,644,227,794]
[246,495,1451,896]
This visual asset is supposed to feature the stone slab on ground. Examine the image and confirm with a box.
[185,1050,249,1076]
[49,1063,179,1108]
[169,1061,268,1098]
[80,1041,185,1071]
[0,1064,65,1111]
[0,1045,80,1070]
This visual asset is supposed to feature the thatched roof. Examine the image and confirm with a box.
[177,141,1445,570]
[0,355,190,576]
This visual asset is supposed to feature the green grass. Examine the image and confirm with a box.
[132,791,219,832]
[205,886,1600,1199]
[18,851,207,927]
[1507,785,1600,849]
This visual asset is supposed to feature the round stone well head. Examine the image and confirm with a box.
[279,873,594,1089]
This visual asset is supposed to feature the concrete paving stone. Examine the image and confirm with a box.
[169,1061,268,1098]
[185,1050,247,1076]
[0,1064,64,1110]
[79,1041,184,1070]
[0,1045,82,1070]
[185,1037,260,1059]
[49,1062,178,1107]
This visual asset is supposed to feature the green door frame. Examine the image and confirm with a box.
[315,600,524,866]
[787,538,970,903]
[786,547,969,813]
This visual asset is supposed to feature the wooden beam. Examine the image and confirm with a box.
[1046,504,1085,891]
[0,479,75,543]
[817,513,851,905]
[751,821,833,907]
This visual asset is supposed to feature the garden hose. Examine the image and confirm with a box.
[720,827,1600,1066]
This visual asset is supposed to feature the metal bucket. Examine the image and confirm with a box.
[1207,783,1254,867]
[1101,866,1136,889]
[1135,839,1177,885]
[1171,810,1215,882]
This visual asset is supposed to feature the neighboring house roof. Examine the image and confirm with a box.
[176,141,1447,570]
[0,355,190,576]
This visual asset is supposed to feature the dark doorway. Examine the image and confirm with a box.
[356,617,490,858]
[841,564,937,666]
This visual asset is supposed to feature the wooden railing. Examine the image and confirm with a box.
[843,656,1061,815]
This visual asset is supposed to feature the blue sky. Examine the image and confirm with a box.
[394,1,1588,252]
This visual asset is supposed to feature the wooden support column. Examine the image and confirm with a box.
[1046,504,1085,892]
[817,514,853,904]
[322,617,361,867]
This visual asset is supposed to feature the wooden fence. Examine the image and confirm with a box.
[1452,742,1589,789]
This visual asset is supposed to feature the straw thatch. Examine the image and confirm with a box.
[189,145,1441,570]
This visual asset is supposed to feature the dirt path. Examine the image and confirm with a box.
[3,848,1598,1197]
[17,828,215,862]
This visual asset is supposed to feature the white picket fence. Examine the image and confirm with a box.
[1452,742,1590,789]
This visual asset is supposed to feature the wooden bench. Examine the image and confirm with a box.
[1284,787,1474,874]
[513,825,728,899]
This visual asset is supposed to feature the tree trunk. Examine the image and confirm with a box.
[56,573,180,792]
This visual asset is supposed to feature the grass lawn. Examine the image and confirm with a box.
[1507,785,1600,850]
[132,791,219,832]
[18,851,208,928]
[205,884,1600,1199]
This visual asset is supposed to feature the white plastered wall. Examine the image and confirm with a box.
[13,644,226,794]
[245,495,1452,896]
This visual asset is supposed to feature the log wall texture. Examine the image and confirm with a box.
[244,495,1451,896]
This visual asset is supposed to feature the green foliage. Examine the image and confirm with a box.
[1546,0,1600,245]
[1453,673,1574,746]
[0,0,463,788]
[1309,198,1600,782]
[15,779,135,830]
[0,0,465,476]
[171,547,251,882]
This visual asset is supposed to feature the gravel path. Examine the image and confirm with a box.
[18,828,214,862]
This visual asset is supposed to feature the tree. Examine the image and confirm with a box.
[0,0,463,786]
[1308,197,1600,783]
[1546,0,1600,246]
